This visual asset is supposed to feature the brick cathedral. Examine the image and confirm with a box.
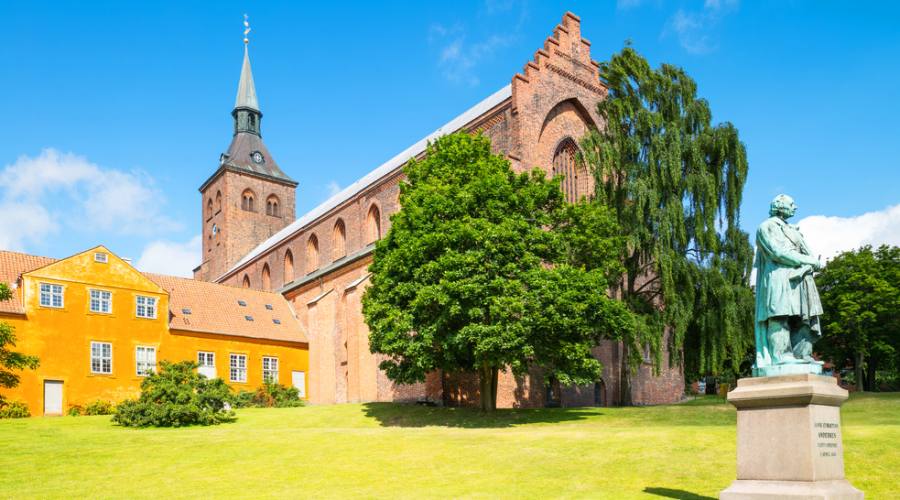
[196,12,684,407]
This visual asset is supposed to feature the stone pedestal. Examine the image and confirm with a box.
[720,374,863,499]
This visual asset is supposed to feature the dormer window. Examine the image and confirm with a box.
[245,315,254,321]
[94,252,108,263]
[237,300,247,307]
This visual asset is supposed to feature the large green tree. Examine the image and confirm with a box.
[816,245,899,391]
[580,47,755,396]
[362,133,633,411]
[0,282,39,406]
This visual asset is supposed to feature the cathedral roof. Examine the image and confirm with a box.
[219,84,512,280]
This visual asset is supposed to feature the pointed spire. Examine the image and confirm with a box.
[235,44,259,111]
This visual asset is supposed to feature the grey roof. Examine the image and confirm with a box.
[235,45,259,110]
[218,84,513,281]
[220,132,296,185]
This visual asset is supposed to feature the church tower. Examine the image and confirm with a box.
[196,38,297,282]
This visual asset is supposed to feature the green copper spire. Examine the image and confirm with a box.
[235,45,259,111]
[232,38,262,136]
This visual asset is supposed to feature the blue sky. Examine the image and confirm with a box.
[2,0,898,276]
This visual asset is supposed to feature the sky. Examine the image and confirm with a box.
[2,0,899,276]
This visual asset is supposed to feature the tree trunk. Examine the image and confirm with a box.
[866,359,877,392]
[479,364,498,412]
[855,351,865,393]
[620,342,632,406]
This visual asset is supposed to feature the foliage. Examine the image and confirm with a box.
[68,400,116,416]
[112,361,235,427]
[579,46,754,388]
[0,282,40,406]
[362,133,634,411]
[817,245,899,391]
[0,400,30,419]
[231,389,257,409]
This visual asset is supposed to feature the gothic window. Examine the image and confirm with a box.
[242,274,251,289]
[241,189,256,212]
[284,250,294,283]
[266,195,280,217]
[261,264,271,291]
[333,219,346,260]
[206,198,213,220]
[552,138,581,203]
[215,191,222,212]
[594,379,607,407]
[366,205,381,244]
[306,234,319,274]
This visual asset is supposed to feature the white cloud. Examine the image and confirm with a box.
[135,235,201,278]
[797,204,900,262]
[0,149,180,250]
[326,181,342,197]
[663,0,739,54]
[429,24,514,86]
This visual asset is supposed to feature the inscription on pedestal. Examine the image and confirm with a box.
[815,421,840,457]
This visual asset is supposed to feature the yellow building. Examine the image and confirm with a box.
[0,246,309,416]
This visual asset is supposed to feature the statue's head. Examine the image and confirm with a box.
[769,194,797,219]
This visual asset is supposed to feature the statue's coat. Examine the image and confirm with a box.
[753,216,823,367]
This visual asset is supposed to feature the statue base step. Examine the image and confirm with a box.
[719,375,863,499]
[720,479,863,499]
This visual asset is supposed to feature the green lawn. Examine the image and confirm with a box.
[1,394,897,499]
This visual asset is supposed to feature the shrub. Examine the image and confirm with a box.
[112,360,236,427]
[232,383,303,408]
[0,400,30,418]
[69,400,115,416]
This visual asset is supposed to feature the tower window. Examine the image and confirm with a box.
[266,195,280,217]
[215,191,222,212]
[206,198,213,220]
[241,189,256,212]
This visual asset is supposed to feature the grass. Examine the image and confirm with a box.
[1,394,897,499]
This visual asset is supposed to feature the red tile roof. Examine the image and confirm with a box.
[0,251,56,314]
[0,250,306,343]
[146,273,306,343]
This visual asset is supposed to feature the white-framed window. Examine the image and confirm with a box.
[135,295,157,319]
[230,354,247,383]
[198,352,216,379]
[89,289,112,314]
[262,357,279,383]
[94,252,108,263]
[135,346,157,376]
[90,341,112,374]
[39,283,64,308]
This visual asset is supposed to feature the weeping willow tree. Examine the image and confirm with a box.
[580,47,754,395]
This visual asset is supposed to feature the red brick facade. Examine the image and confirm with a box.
[205,12,684,407]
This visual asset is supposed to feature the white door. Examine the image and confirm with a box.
[292,371,306,398]
[44,380,63,415]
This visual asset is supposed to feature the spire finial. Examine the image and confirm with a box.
[243,14,251,45]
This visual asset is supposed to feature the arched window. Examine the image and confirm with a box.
[366,205,381,244]
[215,191,222,212]
[552,138,581,203]
[333,219,346,260]
[266,195,280,217]
[261,264,271,291]
[206,198,213,219]
[306,234,319,274]
[241,189,256,212]
[242,274,251,288]
[284,250,294,283]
